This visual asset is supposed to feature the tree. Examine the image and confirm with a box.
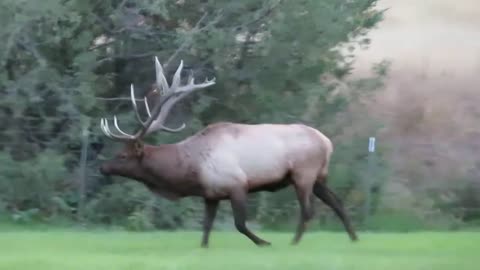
[0,0,385,228]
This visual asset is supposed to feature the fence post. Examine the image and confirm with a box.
[77,118,90,222]
[362,136,376,222]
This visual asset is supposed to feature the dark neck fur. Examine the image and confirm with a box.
[136,143,204,198]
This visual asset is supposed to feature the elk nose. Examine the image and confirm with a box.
[99,164,109,175]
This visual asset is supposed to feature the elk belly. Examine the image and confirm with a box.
[197,152,249,198]
[230,136,290,189]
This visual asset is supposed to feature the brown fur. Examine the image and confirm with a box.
[100,58,357,247]
[100,122,358,247]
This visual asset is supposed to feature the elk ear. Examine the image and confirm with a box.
[133,140,144,158]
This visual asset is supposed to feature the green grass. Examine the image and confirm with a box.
[0,229,478,270]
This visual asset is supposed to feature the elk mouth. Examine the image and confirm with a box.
[99,163,112,175]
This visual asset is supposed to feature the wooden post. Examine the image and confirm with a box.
[77,118,90,222]
[362,137,376,222]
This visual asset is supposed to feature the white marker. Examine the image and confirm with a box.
[368,137,376,153]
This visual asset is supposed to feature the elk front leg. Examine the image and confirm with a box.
[230,189,271,246]
[201,199,219,248]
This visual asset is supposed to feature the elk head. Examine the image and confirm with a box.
[99,57,216,178]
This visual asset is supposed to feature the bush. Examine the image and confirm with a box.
[0,150,68,221]
[363,210,428,232]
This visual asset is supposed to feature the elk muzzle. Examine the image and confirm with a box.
[99,162,112,175]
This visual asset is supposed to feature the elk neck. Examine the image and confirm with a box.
[138,142,204,197]
[141,143,183,178]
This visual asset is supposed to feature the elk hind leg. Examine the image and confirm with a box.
[291,178,315,245]
[313,179,358,241]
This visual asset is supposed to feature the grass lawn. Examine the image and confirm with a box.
[0,228,478,270]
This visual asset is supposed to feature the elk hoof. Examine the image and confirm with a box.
[257,240,271,247]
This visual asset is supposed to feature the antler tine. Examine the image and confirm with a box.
[100,118,134,141]
[107,118,134,139]
[141,60,216,136]
[130,84,147,126]
[144,97,152,117]
[176,76,216,93]
[129,58,173,138]
[170,60,216,93]
[146,75,215,134]
[158,122,187,133]
[100,118,112,138]
[143,92,185,132]
[139,96,186,133]
[155,56,169,95]
[99,56,216,141]
[170,60,184,91]
[113,116,136,138]
[100,118,116,139]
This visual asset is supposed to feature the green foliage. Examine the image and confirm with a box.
[84,181,152,225]
[0,151,68,221]
[126,206,156,232]
[363,210,429,232]
[10,208,41,224]
[10,0,469,232]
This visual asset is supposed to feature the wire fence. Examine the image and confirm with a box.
[2,115,480,226]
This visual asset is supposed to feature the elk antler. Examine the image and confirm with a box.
[100,57,216,141]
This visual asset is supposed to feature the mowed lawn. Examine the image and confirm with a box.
[0,229,478,270]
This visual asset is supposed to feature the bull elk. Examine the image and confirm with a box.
[99,57,358,247]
